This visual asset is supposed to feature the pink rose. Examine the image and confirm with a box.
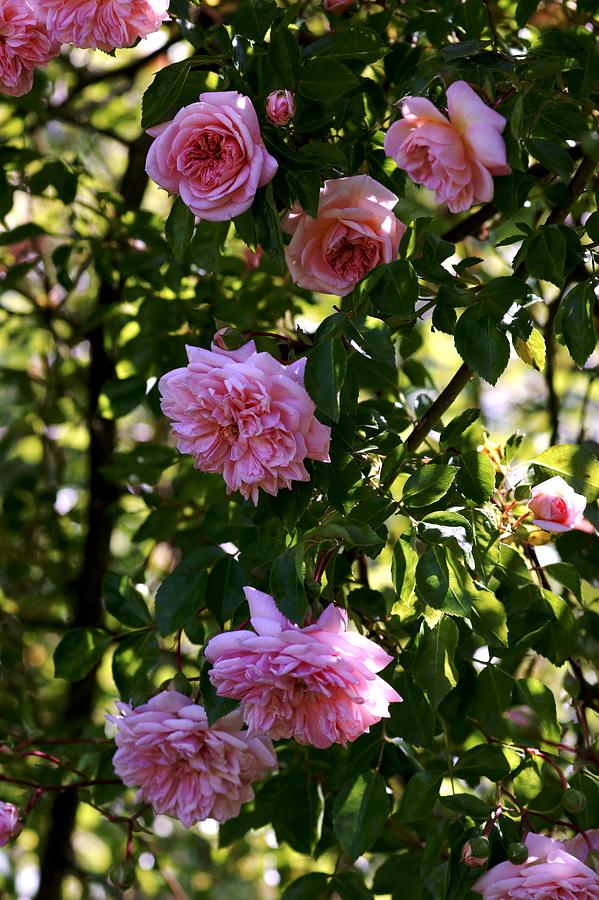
[283,174,405,296]
[265,89,295,127]
[159,336,331,504]
[0,0,58,98]
[323,0,355,12]
[244,244,263,270]
[384,80,511,213]
[528,475,586,532]
[146,91,278,222]
[473,833,599,899]
[107,692,277,827]
[34,0,170,52]
[0,801,21,846]
[566,830,599,865]
[205,587,402,749]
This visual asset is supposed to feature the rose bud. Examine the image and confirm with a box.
[462,837,490,867]
[265,90,295,127]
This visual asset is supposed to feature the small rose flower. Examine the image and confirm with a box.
[528,475,586,533]
[0,801,21,847]
[205,587,402,749]
[146,91,278,222]
[107,692,277,827]
[384,80,511,213]
[265,89,295,127]
[323,0,355,12]
[473,833,599,899]
[159,336,331,504]
[0,0,59,98]
[462,838,490,867]
[283,174,405,297]
[35,0,170,52]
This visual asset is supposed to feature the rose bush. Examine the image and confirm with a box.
[0,1,598,898]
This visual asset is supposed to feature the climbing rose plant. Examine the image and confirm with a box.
[0,0,598,898]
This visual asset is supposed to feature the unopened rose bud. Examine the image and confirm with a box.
[109,861,136,890]
[462,837,489,867]
[265,90,295,127]
[563,789,586,814]
[0,802,21,847]
[213,327,245,351]
[507,842,529,864]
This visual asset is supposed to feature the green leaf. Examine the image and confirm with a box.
[0,223,47,247]
[370,260,419,320]
[440,794,495,819]
[457,450,496,504]
[253,183,286,273]
[112,632,160,700]
[273,771,324,854]
[270,544,307,624]
[532,443,599,502]
[298,59,358,102]
[479,276,531,319]
[454,744,510,781]
[330,871,373,900]
[526,225,567,287]
[414,618,459,709]
[54,628,112,681]
[103,572,151,628]
[454,308,510,385]
[155,547,223,636]
[555,283,597,367]
[231,0,278,40]
[514,327,546,371]
[309,26,388,64]
[415,546,474,617]
[417,511,474,561]
[402,465,457,509]
[281,874,330,900]
[398,770,442,821]
[516,0,541,25]
[527,138,574,180]
[99,376,147,419]
[141,59,192,128]
[305,337,347,422]
[585,211,599,242]
[471,665,515,733]
[514,677,560,742]
[206,555,247,625]
[470,589,508,647]
[544,561,582,602]
[200,661,241,726]
[389,673,435,748]
[268,26,301,87]
[392,536,418,602]
[165,197,195,260]
[190,220,230,273]
[333,771,390,861]
[439,408,480,449]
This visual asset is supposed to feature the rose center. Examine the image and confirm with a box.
[325,234,380,282]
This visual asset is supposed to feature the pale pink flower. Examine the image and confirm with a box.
[283,174,405,296]
[244,244,263,270]
[265,89,295,126]
[323,0,355,12]
[34,0,169,52]
[528,475,586,533]
[159,337,331,504]
[205,588,402,749]
[565,830,599,864]
[384,81,511,213]
[146,91,278,222]
[0,0,58,98]
[473,833,599,899]
[107,691,277,827]
[0,801,21,846]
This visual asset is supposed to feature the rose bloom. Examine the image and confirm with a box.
[159,336,331,504]
[473,833,599,899]
[107,691,277,827]
[265,89,295,127]
[0,801,21,846]
[283,174,405,297]
[146,91,278,222]
[205,587,402,749]
[528,475,586,533]
[565,829,599,865]
[384,80,511,213]
[0,0,58,98]
[35,0,169,52]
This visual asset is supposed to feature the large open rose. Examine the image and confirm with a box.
[0,0,58,97]
[35,0,169,51]
[385,80,511,213]
[146,90,278,222]
[528,475,586,532]
[283,174,405,296]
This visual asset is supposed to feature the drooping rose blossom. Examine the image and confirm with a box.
[385,80,511,213]
[146,91,278,222]
[205,587,402,749]
[283,175,405,296]
[0,801,21,846]
[473,833,599,899]
[528,475,586,533]
[0,0,58,98]
[159,337,331,504]
[107,692,277,827]
[35,0,169,52]
[265,89,295,127]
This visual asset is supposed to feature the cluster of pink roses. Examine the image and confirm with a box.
[109,588,401,827]
[0,0,169,98]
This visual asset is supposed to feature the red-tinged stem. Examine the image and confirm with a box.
[176,629,183,673]
[126,820,134,860]
[0,774,121,792]
[526,747,569,791]
[314,546,337,584]
[482,805,503,838]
